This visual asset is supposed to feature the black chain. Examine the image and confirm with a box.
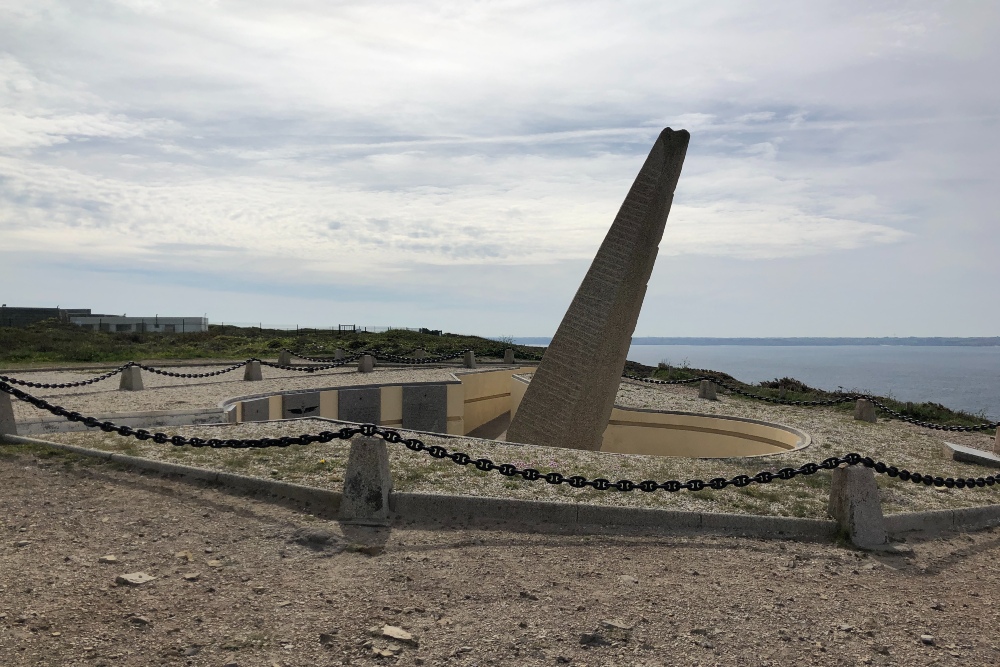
[258,358,356,372]
[135,361,249,378]
[2,381,997,492]
[0,363,133,389]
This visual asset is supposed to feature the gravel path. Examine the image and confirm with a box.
[2,449,999,667]
[4,363,998,519]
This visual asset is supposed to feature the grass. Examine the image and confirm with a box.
[0,320,542,366]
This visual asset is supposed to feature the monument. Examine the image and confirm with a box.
[506,128,689,451]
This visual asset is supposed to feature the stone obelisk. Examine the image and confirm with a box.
[506,128,689,451]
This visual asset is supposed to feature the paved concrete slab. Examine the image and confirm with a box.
[283,391,321,420]
[401,384,448,433]
[338,387,381,424]
[942,441,1000,468]
[241,397,271,422]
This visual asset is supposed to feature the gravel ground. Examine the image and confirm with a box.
[5,363,998,518]
[2,448,999,667]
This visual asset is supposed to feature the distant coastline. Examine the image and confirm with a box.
[513,337,1000,347]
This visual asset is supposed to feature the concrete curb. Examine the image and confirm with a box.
[3,434,999,541]
[16,407,226,435]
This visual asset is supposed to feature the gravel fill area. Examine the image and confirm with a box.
[5,364,998,519]
[2,449,999,667]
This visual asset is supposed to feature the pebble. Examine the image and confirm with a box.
[921,635,935,645]
[115,572,156,586]
[98,555,118,564]
[382,625,418,646]
[14,540,30,548]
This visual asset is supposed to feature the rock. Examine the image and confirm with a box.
[319,632,338,645]
[276,601,293,608]
[182,572,200,581]
[579,632,610,646]
[206,560,224,568]
[921,635,935,645]
[618,574,639,585]
[129,616,151,625]
[519,591,539,601]
[98,555,118,564]
[115,572,156,586]
[838,624,854,632]
[14,540,30,547]
[183,646,200,656]
[600,619,633,631]
[175,550,193,561]
[382,625,417,646]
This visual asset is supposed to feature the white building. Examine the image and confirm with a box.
[69,315,208,333]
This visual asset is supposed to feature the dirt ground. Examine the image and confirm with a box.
[2,447,999,667]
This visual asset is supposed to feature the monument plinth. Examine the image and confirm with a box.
[506,128,689,450]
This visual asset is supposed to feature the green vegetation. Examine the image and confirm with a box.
[0,320,542,365]
[642,363,996,430]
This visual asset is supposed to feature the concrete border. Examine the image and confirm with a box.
[16,407,226,435]
[4,433,999,542]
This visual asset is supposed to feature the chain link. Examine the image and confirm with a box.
[135,361,249,379]
[0,363,133,389]
[2,380,997,493]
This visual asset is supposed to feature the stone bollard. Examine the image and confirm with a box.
[853,399,876,423]
[334,348,345,360]
[277,350,292,366]
[504,349,515,365]
[698,380,717,401]
[339,436,393,526]
[414,349,427,360]
[243,360,263,381]
[0,391,17,437]
[119,365,143,391]
[828,464,888,549]
[995,428,1000,455]
[358,354,374,373]
[463,350,477,369]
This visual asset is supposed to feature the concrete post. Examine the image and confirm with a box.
[506,128,689,451]
[463,350,477,369]
[334,348,345,361]
[358,354,374,373]
[414,349,428,360]
[339,436,393,526]
[119,366,143,391]
[698,380,717,401]
[828,465,888,549]
[277,350,292,366]
[994,428,1000,455]
[853,399,876,423]
[0,391,17,437]
[243,360,263,381]
[504,349,515,365]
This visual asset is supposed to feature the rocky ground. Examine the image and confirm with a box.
[3,447,1000,667]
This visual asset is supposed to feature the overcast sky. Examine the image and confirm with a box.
[1,1,997,337]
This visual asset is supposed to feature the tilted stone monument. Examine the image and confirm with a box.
[506,128,689,451]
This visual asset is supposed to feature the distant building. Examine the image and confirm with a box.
[69,315,209,333]
[0,306,92,328]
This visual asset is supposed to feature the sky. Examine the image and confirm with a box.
[1,0,997,337]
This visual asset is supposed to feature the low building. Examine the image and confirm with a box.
[68,316,209,333]
[0,306,92,328]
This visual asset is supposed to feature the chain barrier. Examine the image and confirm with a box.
[2,381,997,492]
[624,373,999,432]
[135,361,249,379]
[0,364,133,389]
[258,358,355,372]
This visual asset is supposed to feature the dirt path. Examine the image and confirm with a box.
[2,448,999,667]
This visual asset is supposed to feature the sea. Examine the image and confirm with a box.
[513,341,1000,420]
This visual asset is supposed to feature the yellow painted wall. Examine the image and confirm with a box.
[319,390,338,419]
[380,385,403,426]
[509,374,531,419]
[446,384,465,435]
[601,407,806,458]
[268,395,282,421]
[458,367,526,433]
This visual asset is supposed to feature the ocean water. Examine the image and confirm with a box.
[515,341,1000,420]
[632,345,1000,420]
